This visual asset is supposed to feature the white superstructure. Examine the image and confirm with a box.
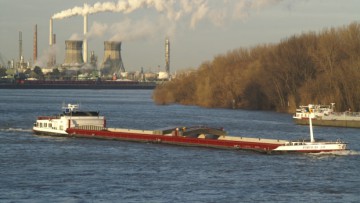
[33,104,105,135]
[274,104,347,152]
[293,103,360,121]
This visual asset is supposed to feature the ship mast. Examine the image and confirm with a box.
[308,104,315,143]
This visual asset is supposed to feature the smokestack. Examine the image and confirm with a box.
[49,18,53,46]
[48,18,56,67]
[53,34,56,65]
[33,24,37,63]
[102,41,125,73]
[19,31,22,61]
[165,38,170,73]
[63,40,84,67]
[83,15,88,63]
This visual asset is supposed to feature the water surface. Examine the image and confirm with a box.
[0,89,359,202]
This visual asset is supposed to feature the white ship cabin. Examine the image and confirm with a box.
[33,104,106,135]
[293,103,334,119]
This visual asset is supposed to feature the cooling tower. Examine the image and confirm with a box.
[63,40,84,67]
[102,41,125,73]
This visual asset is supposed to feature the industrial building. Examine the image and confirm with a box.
[2,14,171,82]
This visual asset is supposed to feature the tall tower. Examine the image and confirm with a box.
[48,18,56,67]
[18,31,26,70]
[102,41,125,74]
[19,31,22,61]
[52,34,56,65]
[33,24,37,64]
[165,38,170,74]
[49,18,53,46]
[83,15,88,63]
[90,51,97,67]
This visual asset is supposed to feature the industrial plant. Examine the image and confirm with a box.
[0,15,171,84]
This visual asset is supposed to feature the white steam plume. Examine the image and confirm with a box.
[52,0,284,29]
[87,22,109,40]
[84,18,172,42]
[35,46,58,68]
[233,0,284,20]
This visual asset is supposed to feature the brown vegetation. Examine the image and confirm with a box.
[153,23,360,112]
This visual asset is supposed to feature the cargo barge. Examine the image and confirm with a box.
[33,104,347,153]
[293,103,360,128]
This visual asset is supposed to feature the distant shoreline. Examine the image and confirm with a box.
[0,83,156,89]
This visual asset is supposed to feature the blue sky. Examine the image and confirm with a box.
[0,0,359,73]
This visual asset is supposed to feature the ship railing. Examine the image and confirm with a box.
[284,141,306,146]
[334,139,346,144]
[346,112,360,117]
[37,116,59,120]
[330,112,360,117]
[73,125,106,131]
[285,139,346,145]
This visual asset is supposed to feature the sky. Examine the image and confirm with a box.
[0,0,359,73]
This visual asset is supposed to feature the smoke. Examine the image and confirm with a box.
[82,18,169,42]
[87,22,108,39]
[109,18,158,41]
[35,45,58,68]
[69,33,83,40]
[52,0,284,28]
[55,0,285,44]
[233,0,283,20]
[189,2,209,28]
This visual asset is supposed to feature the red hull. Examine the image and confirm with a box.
[66,128,282,153]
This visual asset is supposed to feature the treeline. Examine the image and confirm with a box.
[153,23,360,112]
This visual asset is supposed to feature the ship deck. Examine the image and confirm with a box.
[64,125,289,152]
[106,126,289,145]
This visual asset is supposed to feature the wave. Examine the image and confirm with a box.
[307,150,360,157]
[0,127,32,132]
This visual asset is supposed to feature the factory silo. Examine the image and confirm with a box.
[63,40,84,67]
[102,41,125,75]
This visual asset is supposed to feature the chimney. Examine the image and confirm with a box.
[52,34,56,65]
[83,15,88,63]
[33,24,37,64]
[49,18,53,46]
[19,31,22,61]
[165,38,170,74]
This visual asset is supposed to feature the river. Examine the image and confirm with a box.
[0,89,359,202]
